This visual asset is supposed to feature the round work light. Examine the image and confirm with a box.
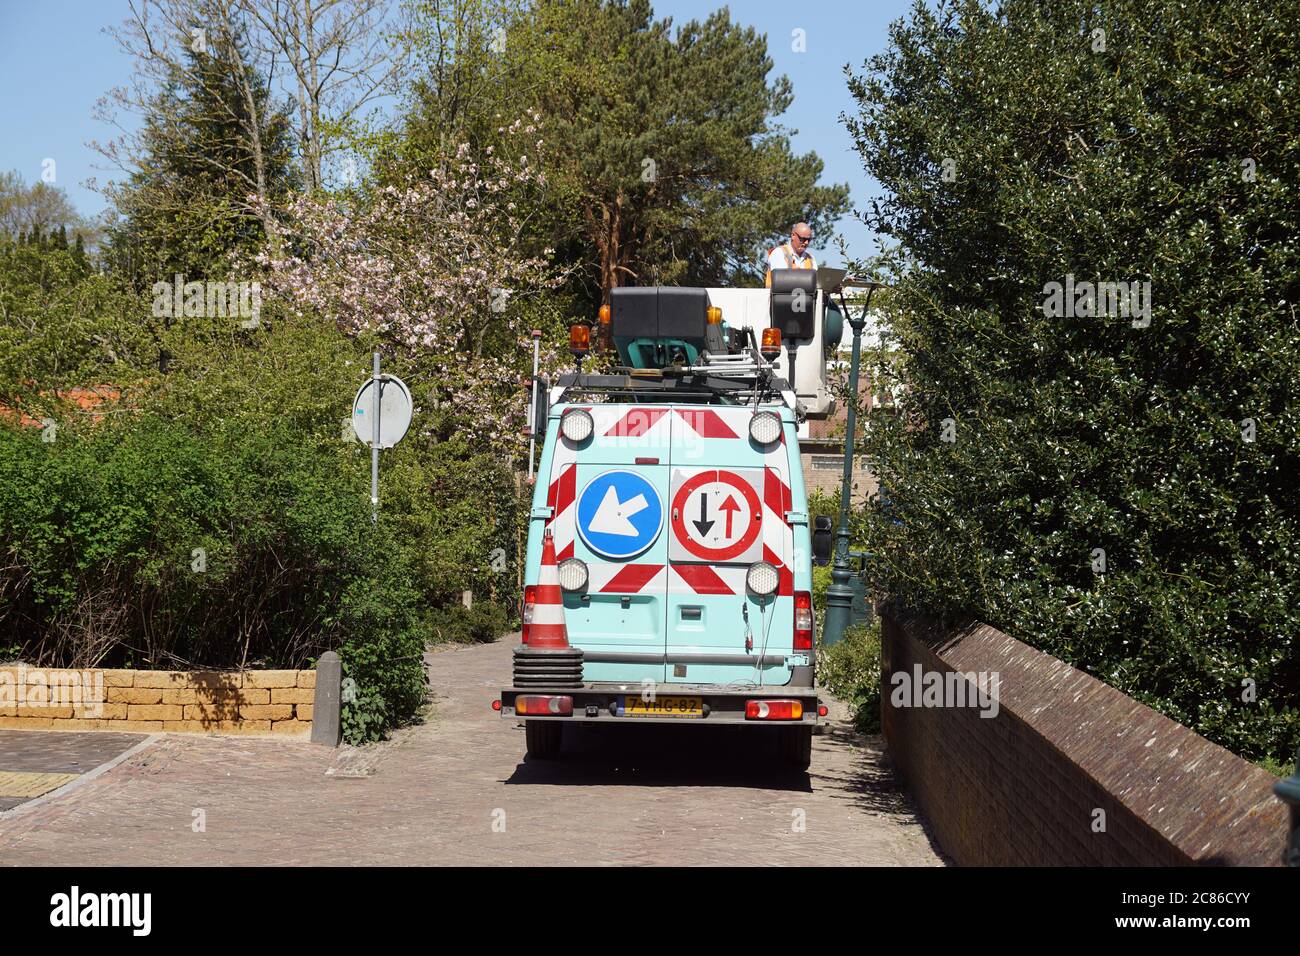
[560,408,594,443]
[557,557,589,592]
[749,411,781,446]
[746,561,780,597]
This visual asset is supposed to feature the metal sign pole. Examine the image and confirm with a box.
[371,351,381,525]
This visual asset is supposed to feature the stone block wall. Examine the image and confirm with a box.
[0,666,316,737]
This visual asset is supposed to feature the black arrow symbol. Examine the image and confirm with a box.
[693,491,714,536]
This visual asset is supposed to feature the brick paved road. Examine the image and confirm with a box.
[0,730,146,811]
[0,637,944,865]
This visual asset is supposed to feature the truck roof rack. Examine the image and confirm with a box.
[549,350,800,416]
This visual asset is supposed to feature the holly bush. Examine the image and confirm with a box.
[845,0,1299,762]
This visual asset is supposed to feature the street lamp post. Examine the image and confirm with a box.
[822,280,882,647]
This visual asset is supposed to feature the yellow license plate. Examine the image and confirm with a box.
[621,695,703,717]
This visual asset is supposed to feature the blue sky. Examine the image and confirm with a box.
[0,0,916,265]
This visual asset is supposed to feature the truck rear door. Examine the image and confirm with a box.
[664,406,796,686]
[545,405,672,684]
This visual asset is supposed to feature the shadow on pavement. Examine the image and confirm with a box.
[810,724,953,862]
[503,723,813,792]
[812,724,927,816]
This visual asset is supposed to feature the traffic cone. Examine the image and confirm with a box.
[515,529,584,688]
[526,529,569,649]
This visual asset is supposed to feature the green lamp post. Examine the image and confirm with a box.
[822,280,883,646]
[1276,745,1300,867]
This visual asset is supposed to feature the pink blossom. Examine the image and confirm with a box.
[256,138,564,450]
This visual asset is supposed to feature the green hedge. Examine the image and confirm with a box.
[0,303,531,741]
[845,0,1299,763]
[0,412,430,744]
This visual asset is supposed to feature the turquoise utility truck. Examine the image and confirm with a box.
[497,270,841,770]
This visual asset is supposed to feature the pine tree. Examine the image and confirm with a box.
[395,0,850,308]
[105,27,299,286]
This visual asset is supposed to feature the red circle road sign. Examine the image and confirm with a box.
[670,469,762,561]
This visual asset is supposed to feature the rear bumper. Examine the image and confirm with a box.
[499,683,823,726]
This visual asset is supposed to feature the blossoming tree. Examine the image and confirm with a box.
[259,113,564,448]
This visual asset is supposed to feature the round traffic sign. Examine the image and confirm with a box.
[575,470,664,560]
[671,469,762,561]
[352,374,413,449]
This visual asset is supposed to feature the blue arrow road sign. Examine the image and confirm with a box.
[575,470,664,560]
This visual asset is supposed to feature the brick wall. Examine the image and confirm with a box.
[0,666,316,737]
[799,449,877,504]
[880,611,1287,866]
[800,366,878,506]
[806,369,876,440]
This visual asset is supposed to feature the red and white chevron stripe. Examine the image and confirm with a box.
[587,561,666,593]
[601,406,671,439]
[760,413,796,596]
[600,406,741,440]
[669,562,749,595]
[544,460,578,562]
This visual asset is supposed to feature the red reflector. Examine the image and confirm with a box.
[516,695,573,716]
[492,699,502,711]
[635,457,659,464]
[818,705,828,717]
[745,699,803,720]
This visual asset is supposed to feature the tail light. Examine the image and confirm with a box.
[516,695,573,716]
[521,584,537,643]
[745,698,803,720]
[794,590,813,650]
